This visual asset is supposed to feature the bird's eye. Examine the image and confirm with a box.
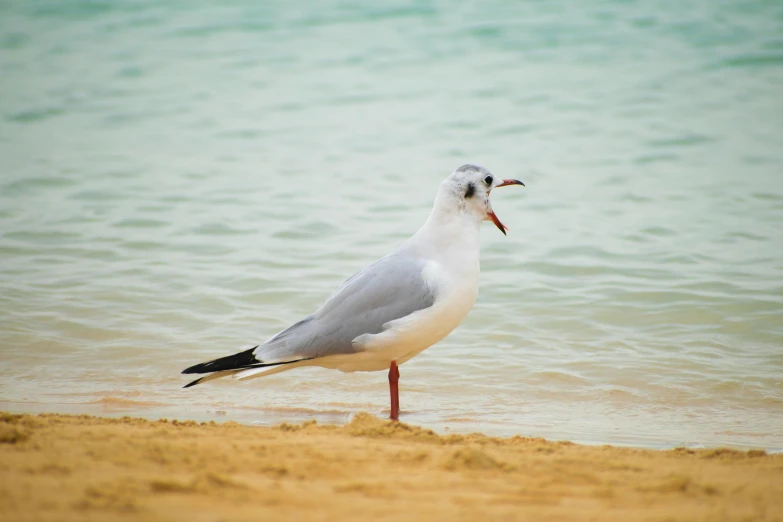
[483,175,493,185]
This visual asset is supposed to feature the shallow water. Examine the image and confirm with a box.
[1,0,782,449]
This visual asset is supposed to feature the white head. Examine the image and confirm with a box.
[434,164,524,235]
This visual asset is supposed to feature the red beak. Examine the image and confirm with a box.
[488,179,524,235]
[488,211,509,235]
[496,179,525,188]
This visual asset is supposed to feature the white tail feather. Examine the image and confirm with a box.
[192,369,242,384]
[234,360,311,381]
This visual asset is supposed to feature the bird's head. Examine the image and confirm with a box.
[437,164,524,235]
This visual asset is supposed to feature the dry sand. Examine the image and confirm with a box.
[1,412,781,521]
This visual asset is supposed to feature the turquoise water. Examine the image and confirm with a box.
[1,0,782,449]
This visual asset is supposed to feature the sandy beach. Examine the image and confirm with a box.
[1,412,781,521]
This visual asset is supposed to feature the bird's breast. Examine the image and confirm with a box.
[318,230,482,373]
[363,255,478,357]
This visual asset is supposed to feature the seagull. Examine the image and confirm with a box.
[182,164,524,420]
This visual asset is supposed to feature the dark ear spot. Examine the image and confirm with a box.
[465,182,475,198]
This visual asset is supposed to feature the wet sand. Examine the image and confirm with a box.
[1,412,781,521]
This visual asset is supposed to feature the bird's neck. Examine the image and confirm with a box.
[405,204,482,261]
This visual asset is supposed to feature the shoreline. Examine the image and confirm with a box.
[2,400,780,453]
[2,412,781,521]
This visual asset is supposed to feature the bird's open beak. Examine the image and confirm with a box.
[488,179,525,235]
[488,211,509,235]
[496,179,525,189]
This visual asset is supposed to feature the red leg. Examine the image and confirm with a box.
[388,360,400,420]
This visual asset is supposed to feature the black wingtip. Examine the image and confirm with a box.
[182,346,260,374]
[183,376,204,388]
[181,357,315,389]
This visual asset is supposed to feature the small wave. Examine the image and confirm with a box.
[717,53,783,68]
[92,397,163,408]
[232,404,349,415]
[7,107,65,123]
[530,371,591,387]
[648,134,716,148]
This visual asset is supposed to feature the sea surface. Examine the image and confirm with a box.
[1,0,782,450]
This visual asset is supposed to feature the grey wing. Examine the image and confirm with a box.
[256,253,437,363]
